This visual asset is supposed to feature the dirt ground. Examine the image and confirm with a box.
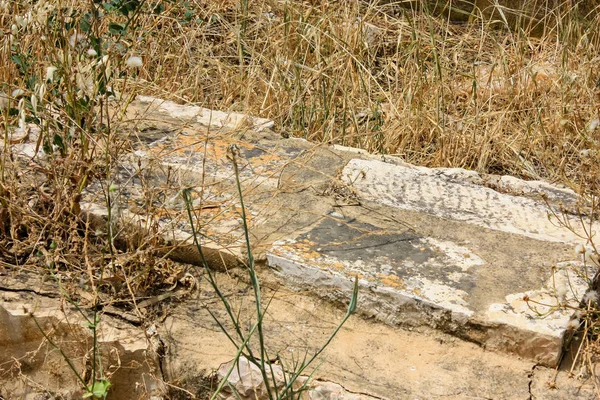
[2,263,597,399]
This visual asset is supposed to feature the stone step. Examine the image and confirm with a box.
[73,97,595,367]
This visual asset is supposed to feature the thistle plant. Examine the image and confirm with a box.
[182,144,359,399]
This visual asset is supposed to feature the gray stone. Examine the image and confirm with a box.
[70,98,599,365]
[215,356,379,400]
[137,95,275,132]
[341,158,594,243]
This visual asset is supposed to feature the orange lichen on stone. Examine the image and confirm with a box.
[302,250,321,260]
[379,274,405,288]
[380,277,399,287]
[328,261,346,272]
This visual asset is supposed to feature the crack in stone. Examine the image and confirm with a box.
[0,286,59,298]
[528,364,539,400]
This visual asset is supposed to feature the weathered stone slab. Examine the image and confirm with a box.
[81,122,308,268]
[341,158,595,243]
[262,157,594,366]
[137,95,275,131]
[75,98,595,367]
[267,219,588,366]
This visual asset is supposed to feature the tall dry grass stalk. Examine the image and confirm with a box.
[84,0,599,192]
[2,1,599,191]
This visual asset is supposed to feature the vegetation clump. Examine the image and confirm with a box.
[1,0,600,398]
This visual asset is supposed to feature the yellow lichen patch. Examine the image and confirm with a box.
[145,133,209,157]
[327,261,347,272]
[142,133,259,164]
[380,277,399,287]
[247,152,285,172]
[294,240,316,253]
[301,250,320,260]
[379,274,405,289]
[208,138,253,161]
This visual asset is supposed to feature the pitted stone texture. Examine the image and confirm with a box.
[342,158,595,243]
[267,215,587,366]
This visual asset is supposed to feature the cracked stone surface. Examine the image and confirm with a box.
[0,275,165,400]
[157,270,597,399]
[75,97,594,367]
[2,269,597,399]
[4,97,599,398]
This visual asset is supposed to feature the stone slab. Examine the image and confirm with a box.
[71,98,596,366]
[267,222,587,367]
[81,119,309,269]
[341,158,595,243]
[136,95,275,131]
[159,271,597,399]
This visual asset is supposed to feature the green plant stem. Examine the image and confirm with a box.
[228,146,276,400]
[209,320,259,400]
[279,276,358,399]
[182,189,257,359]
[31,313,88,388]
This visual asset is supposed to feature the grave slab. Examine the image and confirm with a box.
[73,98,596,366]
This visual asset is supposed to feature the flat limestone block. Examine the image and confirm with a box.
[81,126,310,268]
[136,95,275,131]
[267,157,595,367]
[341,158,595,243]
[73,98,593,367]
[267,217,587,367]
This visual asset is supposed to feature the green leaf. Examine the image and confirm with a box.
[11,54,30,75]
[118,0,141,17]
[80,13,92,33]
[43,138,52,154]
[103,2,116,12]
[153,3,165,14]
[108,22,126,35]
[348,276,358,314]
[84,379,111,399]
[53,133,66,153]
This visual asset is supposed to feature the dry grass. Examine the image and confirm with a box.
[114,0,600,191]
[4,1,598,190]
[1,0,600,397]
